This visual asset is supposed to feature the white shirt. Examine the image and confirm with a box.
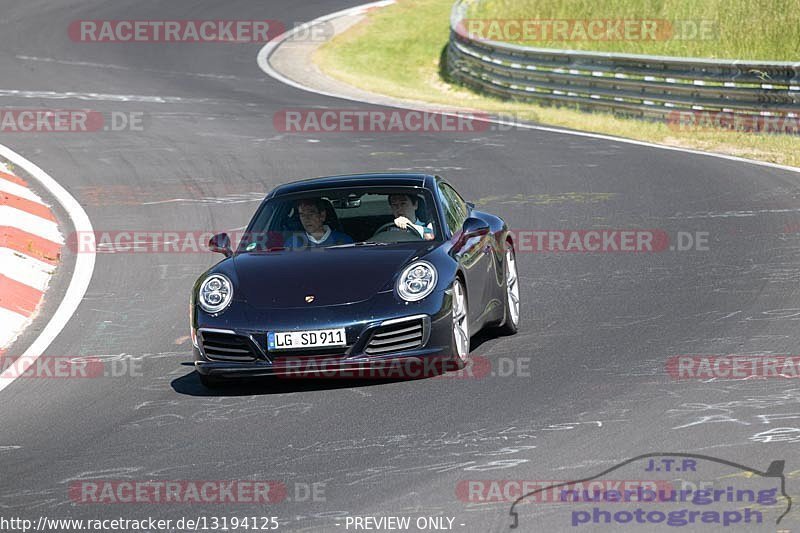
[306,225,332,245]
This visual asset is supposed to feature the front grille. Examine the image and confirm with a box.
[200,331,259,362]
[365,318,425,355]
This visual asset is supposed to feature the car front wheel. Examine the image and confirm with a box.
[451,278,471,368]
[498,241,520,335]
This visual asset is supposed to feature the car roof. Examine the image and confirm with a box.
[269,173,433,197]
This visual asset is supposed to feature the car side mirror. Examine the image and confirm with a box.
[461,217,489,239]
[453,218,490,249]
[209,232,232,257]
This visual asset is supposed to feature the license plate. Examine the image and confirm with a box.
[267,328,346,351]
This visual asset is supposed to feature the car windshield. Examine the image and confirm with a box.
[238,187,441,252]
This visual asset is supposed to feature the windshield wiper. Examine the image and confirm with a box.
[239,246,286,254]
[328,241,389,248]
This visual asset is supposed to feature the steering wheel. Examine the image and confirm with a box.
[372,222,423,241]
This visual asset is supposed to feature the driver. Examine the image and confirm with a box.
[388,193,434,240]
[291,198,353,248]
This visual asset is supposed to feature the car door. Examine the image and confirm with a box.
[437,180,492,327]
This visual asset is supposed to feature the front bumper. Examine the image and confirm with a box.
[193,289,455,379]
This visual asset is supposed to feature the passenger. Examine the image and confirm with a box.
[388,193,434,240]
[292,198,353,248]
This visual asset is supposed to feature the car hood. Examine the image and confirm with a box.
[231,244,430,309]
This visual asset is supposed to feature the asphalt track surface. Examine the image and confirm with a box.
[1,1,800,531]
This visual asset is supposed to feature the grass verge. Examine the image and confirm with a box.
[314,0,799,168]
[467,0,800,60]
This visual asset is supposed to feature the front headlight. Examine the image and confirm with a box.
[198,274,233,314]
[396,261,437,302]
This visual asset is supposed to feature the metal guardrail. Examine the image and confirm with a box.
[446,0,800,122]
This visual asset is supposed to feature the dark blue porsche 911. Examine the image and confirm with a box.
[191,173,519,387]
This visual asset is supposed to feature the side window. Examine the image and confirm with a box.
[437,182,469,235]
[447,185,469,223]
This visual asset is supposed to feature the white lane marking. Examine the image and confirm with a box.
[0,248,54,292]
[0,177,46,204]
[0,205,63,243]
[16,55,244,80]
[140,192,265,205]
[667,207,800,219]
[0,89,205,104]
[0,308,30,348]
[0,144,95,393]
[257,0,800,176]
